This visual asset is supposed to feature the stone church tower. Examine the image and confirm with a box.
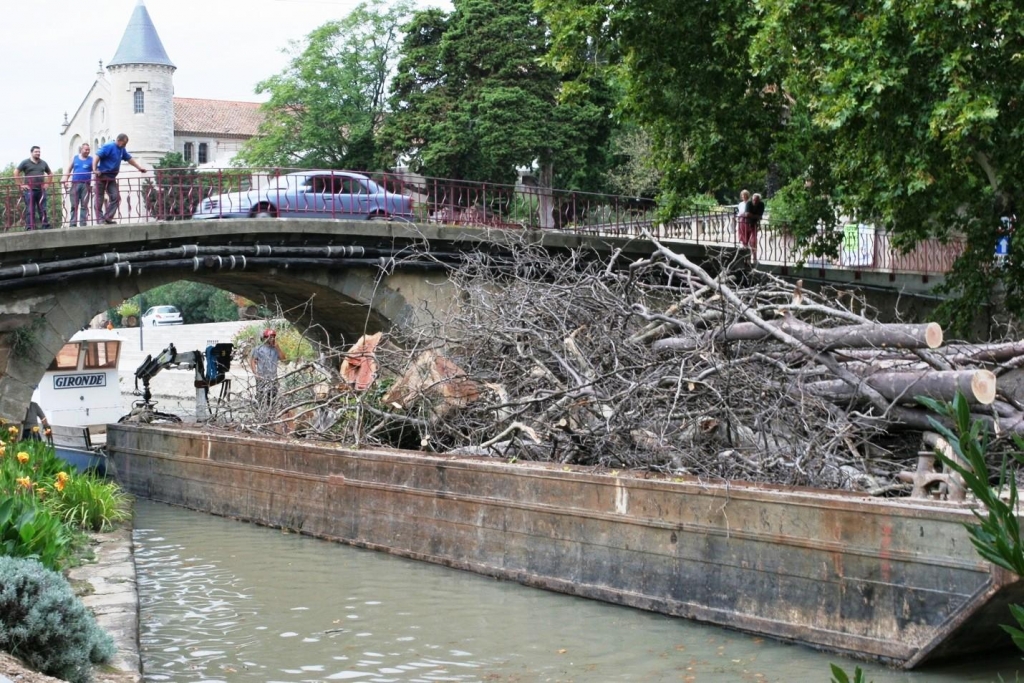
[61,0,175,170]
[105,0,176,167]
[62,0,262,172]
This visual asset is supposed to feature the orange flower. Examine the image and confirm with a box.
[54,479,65,492]
[56,471,69,484]
[15,476,31,489]
[16,452,29,464]
[7,425,18,436]
[44,428,52,437]
[36,487,48,498]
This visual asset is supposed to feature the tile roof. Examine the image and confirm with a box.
[173,98,264,137]
[108,1,174,68]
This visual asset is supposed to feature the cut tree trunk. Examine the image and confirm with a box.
[721,320,943,350]
[805,370,996,405]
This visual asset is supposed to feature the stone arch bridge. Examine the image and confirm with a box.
[0,220,707,422]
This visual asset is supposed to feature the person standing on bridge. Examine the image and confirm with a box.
[735,189,750,246]
[251,329,286,412]
[740,193,766,257]
[65,142,93,227]
[93,133,148,225]
[14,146,53,230]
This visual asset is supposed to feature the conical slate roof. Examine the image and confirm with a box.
[108,0,175,68]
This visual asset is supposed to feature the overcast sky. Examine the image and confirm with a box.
[0,0,432,168]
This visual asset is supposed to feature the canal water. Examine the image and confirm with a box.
[134,499,1022,682]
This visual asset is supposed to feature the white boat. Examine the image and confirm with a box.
[33,329,124,473]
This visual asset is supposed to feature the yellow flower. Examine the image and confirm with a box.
[16,452,29,464]
[56,471,69,483]
[15,476,31,489]
[7,425,18,435]
[36,487,48,498]
[54,479,65,492]
[30,426,39,434]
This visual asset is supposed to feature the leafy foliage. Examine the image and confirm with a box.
[830,663,871,683]
[0,556,115,683]
[540,0,1024,329]
[237,0,415,169]
[381,0,615,190]
[920,393,1024,656]
[0,429,130,569]
[46,474,131,533]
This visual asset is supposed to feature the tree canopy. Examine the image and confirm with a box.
[380,0,615,190]
[540,0,1024,329]
[237,0,415,170]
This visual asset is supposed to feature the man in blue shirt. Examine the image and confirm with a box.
[92,133,148,225]
[64,143,92,227]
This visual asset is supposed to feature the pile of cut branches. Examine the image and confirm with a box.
[229,237,1024,494]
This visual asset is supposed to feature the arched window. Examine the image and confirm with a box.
[198,143,208,164]
[184,142,194,163]
[134,88,145,114]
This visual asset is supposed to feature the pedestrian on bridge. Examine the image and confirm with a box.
[65,142,93,227]
[739,193,765,256]
[93,133,148,225]
[14,146,53,230]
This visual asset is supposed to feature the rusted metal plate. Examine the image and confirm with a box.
[106,424,1016,668]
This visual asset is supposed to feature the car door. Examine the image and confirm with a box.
[334,176,372,219]
[279,175,330,217]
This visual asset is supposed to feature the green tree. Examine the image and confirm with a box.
[381,0,616,194]
[541,0,1024,331]
[144,152,200,220]
[236,0,415,170]
[113,282,239,326]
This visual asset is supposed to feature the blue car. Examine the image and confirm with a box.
[193,171,414,221]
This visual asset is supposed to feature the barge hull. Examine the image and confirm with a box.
[106,425,1021,667]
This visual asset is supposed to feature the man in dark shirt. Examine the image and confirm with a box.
[740,193,766,257]
[14,146,53,230]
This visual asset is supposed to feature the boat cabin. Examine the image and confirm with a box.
[34,330,124,429]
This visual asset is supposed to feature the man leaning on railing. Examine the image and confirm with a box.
[93,133,148,225]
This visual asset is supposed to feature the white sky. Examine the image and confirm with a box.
[0,0,425,168]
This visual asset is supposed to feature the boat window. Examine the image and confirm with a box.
[48,342,82,371]
[83,341,120,369]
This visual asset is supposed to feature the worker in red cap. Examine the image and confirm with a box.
[250,328,286,411]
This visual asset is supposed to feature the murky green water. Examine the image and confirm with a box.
[134,499,1022,682]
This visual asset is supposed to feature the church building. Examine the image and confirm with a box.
[60,0,263,170]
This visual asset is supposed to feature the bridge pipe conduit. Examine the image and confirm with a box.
[0,244,374,282]
[0,256,452,292]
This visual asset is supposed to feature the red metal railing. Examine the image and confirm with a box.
[0,168,965,278]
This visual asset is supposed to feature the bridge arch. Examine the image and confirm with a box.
[0,219,656,422]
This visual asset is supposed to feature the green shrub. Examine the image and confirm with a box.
[46,473,131,532]
[0,555,114,683]
[0,495,72,570]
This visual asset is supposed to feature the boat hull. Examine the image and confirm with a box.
[54,445,107,476]
[106,424,1021,668]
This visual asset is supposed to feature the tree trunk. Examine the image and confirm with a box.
[721,319,942,350]
[805,370,996,405]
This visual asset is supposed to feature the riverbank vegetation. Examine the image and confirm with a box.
[0,426,129,681]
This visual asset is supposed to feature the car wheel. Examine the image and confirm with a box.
[368,212,390,222]
[251,203,278,219]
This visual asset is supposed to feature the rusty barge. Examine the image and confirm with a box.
[106,424,1022,668]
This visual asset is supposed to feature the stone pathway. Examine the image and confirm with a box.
[66,528,142,683]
